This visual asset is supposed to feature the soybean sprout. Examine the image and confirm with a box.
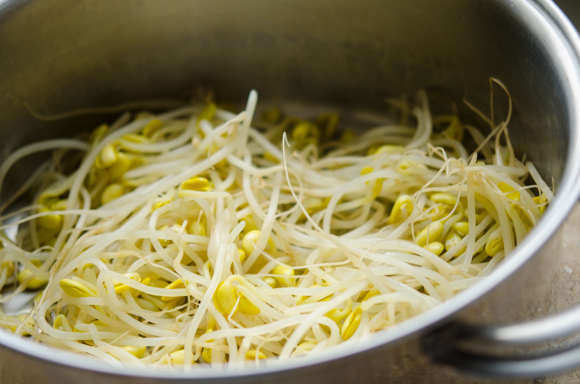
[0,81,551,368]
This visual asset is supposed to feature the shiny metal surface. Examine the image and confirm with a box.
[446,306,580,348]
[0,0,580,382]
[430,341,580,378]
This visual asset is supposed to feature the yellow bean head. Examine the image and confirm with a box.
[377,144,403,155]
[341,308,362,340]
[89,124,109,144]
[59,279,96,297]
[498,182,520,201]
[293,342,316,357]
[101,183,125,205]
[534,195,547,213]
[263,277,277,288]
[326,298,352,323]
[360,167,373,176]
[430,193,457,206]
[37,209,63,232]
[485,237,504,256]
[161,279,186,301]
[108,152,131,180]
[303,197,325,215]
[180,176,211,192]
[238,295,260,315]
[160,349,186,365]
[202,348,212,363]
[198,102,217,124]
[444,231,463,252]
[263,152,280,164]
[122,133,148,144]
[425,241,444,256]
[368,144,403,156]
[246,350,266,360]
[17,260,47,290]
[292,122,310,142]
[428,204,448,221]
[142,119,163,138]
[213,280,238,315]
[53,314,72,332]
[114,273,142,295]
[242,230,261,255]
[187,222,206,237]
[389,195,414,224]
[241,216,258,233]
[452,221,469,236]
[238,249,246,262]
[95,143,117,169]
[122,346,147,358]
[416,221,444,247]
[272,265,295,287]
[397,161,426,175]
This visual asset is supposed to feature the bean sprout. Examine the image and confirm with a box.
[0,81,550,368]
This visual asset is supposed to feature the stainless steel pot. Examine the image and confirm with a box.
[1,0,580,382]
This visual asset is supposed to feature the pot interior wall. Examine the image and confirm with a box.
[0,0,571,201]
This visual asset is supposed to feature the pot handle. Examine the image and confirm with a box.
[424,304,580,378]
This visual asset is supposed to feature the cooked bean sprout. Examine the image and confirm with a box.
[0,81,550,368]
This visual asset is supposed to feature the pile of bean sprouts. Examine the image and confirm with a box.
[0,81,552,368]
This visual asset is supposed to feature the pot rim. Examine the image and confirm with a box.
[1,0,580,380]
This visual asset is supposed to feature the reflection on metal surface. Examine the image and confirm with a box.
[556,0,580,29]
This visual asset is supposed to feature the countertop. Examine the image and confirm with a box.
[539,202,580,384]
